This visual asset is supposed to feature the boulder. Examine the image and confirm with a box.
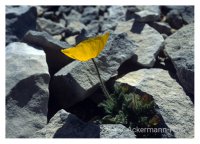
[23,30,72,76]
[47,33,137,121]
[164,23,194,95]
[6,6,37,45]
[6,42,50,138]
[37,17,65,35]
[115,19,164,67]
[34,109,136,138]
[116,68,194,138]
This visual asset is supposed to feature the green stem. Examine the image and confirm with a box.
[92,58,110,98]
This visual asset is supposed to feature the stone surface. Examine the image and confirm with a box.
[80,7,99,25]
[100,124,136,138]
[63,9,82,23]
[34,109,100,138]
[23,30,72,76]
[34,109,136,138]
[37,17,65,35]
[47,33,137,121]
[65,21,86,36]
[133,10,160,22]
[6,42,50,138]
[6,6,37,45]
[164,23,194,95]
[116,68,194,138]
[115,19,164,67]
[107,6,126,21]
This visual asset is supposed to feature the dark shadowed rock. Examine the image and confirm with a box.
[6,6,37,45]
[116,68,194,138]
[115,19,164,67]
[47,33,137,121]
[6,42,50,138]
[37,17,65,35]
[23,30,72,76]
[34,109,136,138]
[164,23,194,95]
[149,22,172,35]
[166,10,183,29]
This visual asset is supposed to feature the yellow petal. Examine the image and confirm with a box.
[61,32,110,61]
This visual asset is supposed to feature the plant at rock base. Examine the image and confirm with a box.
[61,32,110,98]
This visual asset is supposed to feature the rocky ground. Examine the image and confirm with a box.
[6,6,194,138]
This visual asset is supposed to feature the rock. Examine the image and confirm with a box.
[149,22,172,35]
[107,6,126,21]
[116,68,194,138]
[164,23,194,95]
[6,6,37,45]
[65,21,86,36]
[37,17,65,35]
[34,109,100,138]
[126,6,160,22]
[23,30,72,76]
[65,35,78,46]
[47,33,137,121]
[6,42,50,138]
[181,6,194,24]
[63,9,81,23]
[133,10,160,22]
[34,109,135,138]
[115,19,164,67]
[100,20,117,32]
[86,20,100,35]
[166,10,183,29]
[100,124,136,138]
[80,7,99,25]
[161,6,194,24]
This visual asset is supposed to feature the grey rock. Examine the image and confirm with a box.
[80,7,99,25]
[6,42,50,138]
[161,6,194,24]
[166,10,183,29]
[65,21,87,36]
[133,10,160,22]
[100,20,117,33]
[107,6,126,21]
[34,109,135,138]
[181,6,194,24]
[6,6,37,45]
[63,9,81,23]
[100,124,136,138]
[47,33,137,121]
[149,22,172,35]
[115,19,164,67]
[116,68,194,138]
[164,23,194,95]
[126,6,160,22]
[34,109,100,138]
[23,30,72,76]
[37,17,65,35]
[86,20,100,35]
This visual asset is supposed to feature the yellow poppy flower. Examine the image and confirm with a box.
[61,32,110,61]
